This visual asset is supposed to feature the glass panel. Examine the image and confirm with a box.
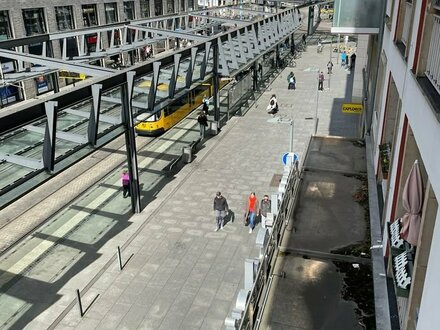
[140,0,150,18]
[105,3,119,24]
[55,6,74,31]
[332,0,382,33]
[22,8,47,36]
[154,0,163,16]
[82,4,98,26]
[167,0,175,14]
[0,10,12,40]
[124,1,135,20]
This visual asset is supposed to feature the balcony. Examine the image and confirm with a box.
[416,14,440,121]
[425,15,440,95]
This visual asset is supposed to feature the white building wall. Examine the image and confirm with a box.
[377,0,440,327]
[417,209,440,329]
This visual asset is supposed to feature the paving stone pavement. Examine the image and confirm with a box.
[6,32,359,329]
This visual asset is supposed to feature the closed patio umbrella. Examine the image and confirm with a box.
[400,160,423,246]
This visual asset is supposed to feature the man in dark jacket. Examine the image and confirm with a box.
[197,111,208,139]
[213,192,228,231]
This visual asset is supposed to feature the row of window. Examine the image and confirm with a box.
[0,0,195,40]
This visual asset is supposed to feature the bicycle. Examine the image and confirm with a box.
[286,58,296,68]
[317,43,324,53]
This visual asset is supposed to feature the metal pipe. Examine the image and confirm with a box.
[289,120,294,153]
[117,246,123,270]
[76,289,83,317]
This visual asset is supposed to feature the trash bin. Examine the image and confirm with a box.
[182,146,192,163]
[210,121,219,135]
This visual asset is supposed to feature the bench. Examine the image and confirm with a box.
[167,138,201,172]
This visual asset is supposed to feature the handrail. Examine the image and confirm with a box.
[232,137,309,329]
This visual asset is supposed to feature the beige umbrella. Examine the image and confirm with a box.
[400,160,423,246]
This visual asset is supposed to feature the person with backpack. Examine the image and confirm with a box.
[266,94,278,115]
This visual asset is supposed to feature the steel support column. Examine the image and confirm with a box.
[42,101,58,172]
[213,42,220,124]
[88,84,103,146]
[122,71,141,214]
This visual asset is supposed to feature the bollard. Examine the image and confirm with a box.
[76,289,84,317]
[117,246,123,271]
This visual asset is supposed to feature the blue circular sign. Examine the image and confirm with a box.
[282,152,299,166]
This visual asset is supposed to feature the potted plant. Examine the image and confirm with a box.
[379,143,391,179]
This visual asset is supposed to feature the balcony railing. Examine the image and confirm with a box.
[426,15,440,94]
[401,1,413,46]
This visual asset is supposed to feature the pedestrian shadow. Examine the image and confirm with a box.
[223,210,235,226]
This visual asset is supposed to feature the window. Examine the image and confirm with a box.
[140,0,150,18]
[105,3,119,24]
[167,0,175,13]
[180,0,185,12]
[154,0,163,16]
[124,1,135,20]
[82,4,98,26]
[188,0,194,11]
[22,8,47,36]
[0,11,12,40]
[55,6,74,31]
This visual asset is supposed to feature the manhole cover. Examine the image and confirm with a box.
[270,174,282,187]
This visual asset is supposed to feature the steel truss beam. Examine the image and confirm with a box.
[0,49,115,77]
[127,25,209,41]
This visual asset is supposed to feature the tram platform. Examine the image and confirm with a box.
[0,25,362,329]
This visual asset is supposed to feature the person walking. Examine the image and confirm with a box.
[246,192,258,234]
[197,111,208,139]
[259,195,271,228]
[266,94,278,115]
[350,53,356,69]
[121,170,130,198]
[202,96,209,114]
[341,51,347,67]
[287,72,296,90]
[213,192,228,231]
[318,72,325,91]
[327,61,333,74]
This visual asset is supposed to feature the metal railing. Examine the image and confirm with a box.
[426,15,440,95]
[236,156,304,329]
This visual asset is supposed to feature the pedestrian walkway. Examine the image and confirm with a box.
[0,30,361,330]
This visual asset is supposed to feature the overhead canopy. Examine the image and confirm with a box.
[331,0,383,34]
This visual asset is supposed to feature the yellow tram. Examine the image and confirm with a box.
[135,79,221,136]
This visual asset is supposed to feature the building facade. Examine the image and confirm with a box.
[0,0,199,107]
[372,0,440,329]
